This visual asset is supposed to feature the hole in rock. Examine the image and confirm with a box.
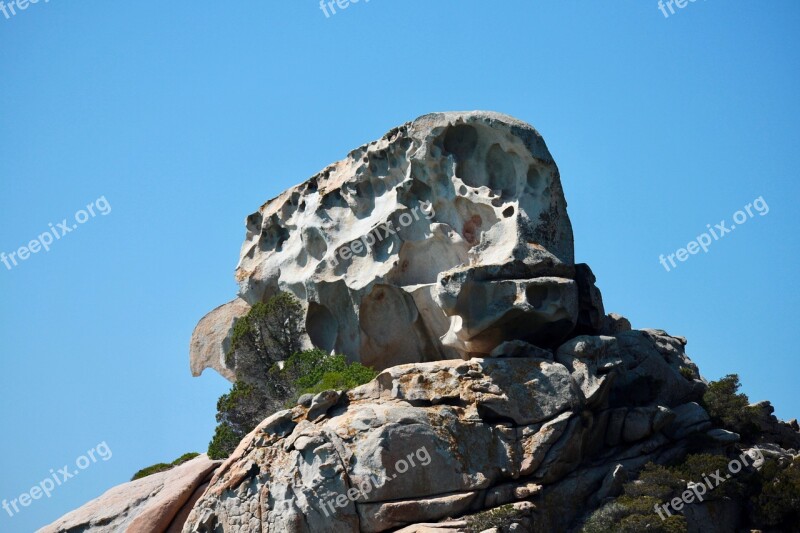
[307,302,338,353]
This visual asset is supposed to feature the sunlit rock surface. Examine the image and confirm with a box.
[182,330,709,533]
[191,111,582,379]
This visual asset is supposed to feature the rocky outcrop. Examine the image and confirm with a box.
[181,329,709,532]
[38,455,220,533]
[45,112,797,532]
[190,299,250,380]
[191,111,586,379]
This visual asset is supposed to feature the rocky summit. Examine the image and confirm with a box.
[191,112,577,376]
[45,112,800,532]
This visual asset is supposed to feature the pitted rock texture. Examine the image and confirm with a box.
[181,330,710,533]
[191,111,582,379]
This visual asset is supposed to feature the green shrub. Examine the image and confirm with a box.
[616,511,686,533]
[171,452,200,466]
[701,374,759,439]
[674,453,750,500]
[208,422,242,460]
[131,463,173,481]
[207,381,275,460]
[131,452,200,481]
[282,349,378,400]
[679,366,695,380]
[208,293,379,460]
[623,464,685,500]
[208,350,377,459]
[580,463,687,532]
[751,457,800,531]
[466,504,529,532]
[225,292,305,383]
[581,501,628,533]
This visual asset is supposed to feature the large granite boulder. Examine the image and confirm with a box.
[181,329,708,533]
[190,111,587,379]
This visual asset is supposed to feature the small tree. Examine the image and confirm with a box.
[207,382,270,460]
[580,463,687,532]
[751,457,800,530]
[208,295,378,459]
[208,423,242,461]
[226,292,305,384]
[208,351,377,459]
[702,374,759,439]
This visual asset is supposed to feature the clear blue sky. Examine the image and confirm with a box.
[1,1,798,531]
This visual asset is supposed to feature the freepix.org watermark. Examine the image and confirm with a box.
[1,0,50,21]
[2,442,112,519]
[331,202,434,267]
[319,0,370,18]
[1,196,111,272]
[654,448,763,520]
[659,196,769,273]
[657,0,705,19]
[320,445,431,517]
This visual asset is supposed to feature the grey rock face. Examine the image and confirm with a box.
[190,111,583,379]
[181,330,710,533]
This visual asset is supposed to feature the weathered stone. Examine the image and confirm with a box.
[51,112,800,533]
[600,313,631,335]
[609,330,704,408]
[622,407,653,443]
[435,274,578,356]
[605,408,627,448]
[556,335,618,361]
[572,263,605,336]
[183,337,699,532]
[307,389,342,421]
[297,393,314,407]
[534,413,590,483]
[350,357,576,426]
[38,455,220,533]
[489,340,553,360]
[663,402,712,440]
[189,298,250,380]
[594,464,627,504]
[357,492,478,533]
[706,428,740,444]
[749,400,800,450]
[191,111,578,378]
[519,411,573,476]
[393,521,467,533]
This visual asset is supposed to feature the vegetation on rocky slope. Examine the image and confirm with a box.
[579,375,800,532]
[131,452,200,481]
[701,373,761,441]
[208,293,377,460]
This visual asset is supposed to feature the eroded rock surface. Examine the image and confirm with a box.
[38,455,220,533]
[182,330,709,533]
[191,111,587,378]
[46,112,800,533]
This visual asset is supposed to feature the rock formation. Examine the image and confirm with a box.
[191,112,580,378]
[39,455,220,533]
[46,112,800,532]
[181,329,714,532]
